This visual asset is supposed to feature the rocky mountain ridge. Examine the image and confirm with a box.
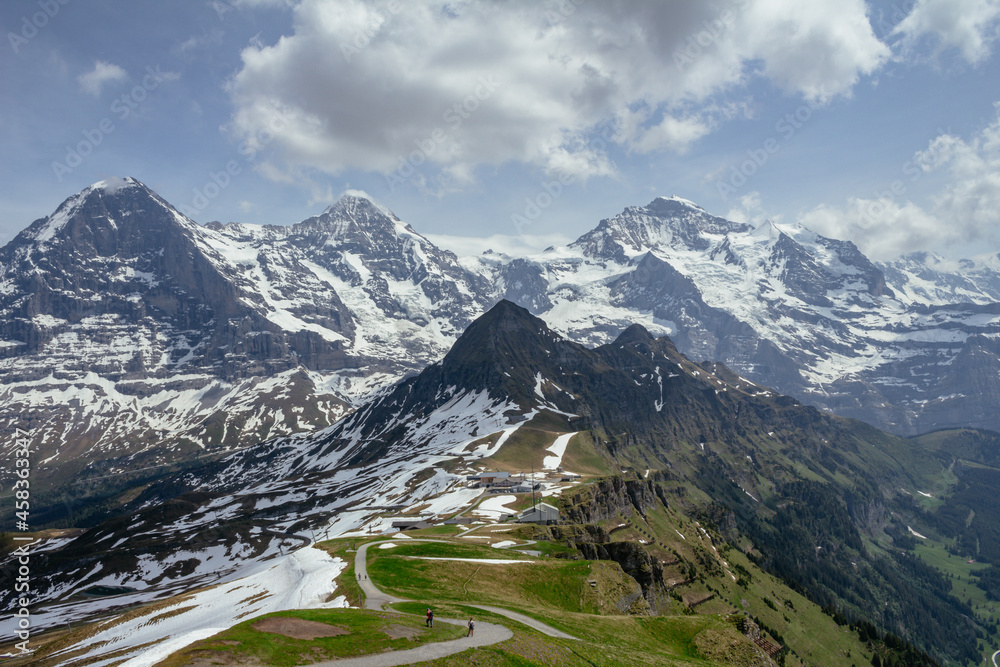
[476,196,1000,435]
[0,178,489,489]
[3,179,1000,491]
[6,301,984,665]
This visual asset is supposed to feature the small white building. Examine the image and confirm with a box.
[516,502,559,525]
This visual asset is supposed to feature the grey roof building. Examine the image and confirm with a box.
[515,502,559,524]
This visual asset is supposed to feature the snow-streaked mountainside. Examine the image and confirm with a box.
[0,178,490,489]
[880,250,1000,305]
[4,302,978,665]
[476,197,1000,435]
[0,302,838,653]
[3,179,1000,492]
[0,303,573,663]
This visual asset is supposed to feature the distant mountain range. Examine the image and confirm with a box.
[3,177,1000,490]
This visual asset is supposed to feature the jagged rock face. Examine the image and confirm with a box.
[5,179,1000,490]
[471,198,1000,435]
[881,251,1000,305]
[572,197,753,257]
[0,179,491,488]
[283,196,490,329]
[493,258,552,313]
[577,541,666,603]
[0,178,347,376]
[563,477,662,524]
[607,253,769,379]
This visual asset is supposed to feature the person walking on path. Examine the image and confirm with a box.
[426,608,432,627]
[467,618,475,637]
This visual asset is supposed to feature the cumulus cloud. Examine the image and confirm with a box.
[916,105,1000,237]
[227,0,890,188]
[725,191,776,227]
[894,0,1000,64]
[799,197,944,260]
[738,0,890,102]
[798,103,1000,260]
[77,61,127,97]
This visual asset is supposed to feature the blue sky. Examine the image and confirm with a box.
[1,0,999,261]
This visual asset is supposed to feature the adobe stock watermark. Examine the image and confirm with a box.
[672,0,750,71]
[873,0,917,38]
[8,427,34,655]
[544,0,588,25]
[384,75,501,191]
[715,99,823,201]
[7,0,71,54]
[178,111,291,218]
[340,0,402,63]
[51,66,175,182]
[510,119,616,235]
[210,0,236,21]
[852,141,939,232]
[511,171,575,235]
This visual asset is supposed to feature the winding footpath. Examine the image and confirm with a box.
[356,539,576,639]
[309,614,509,667]
[992,649,999,667]
[313,538,576,665]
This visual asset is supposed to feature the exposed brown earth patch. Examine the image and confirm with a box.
[250,617,350,639]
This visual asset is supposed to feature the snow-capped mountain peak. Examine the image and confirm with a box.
[90,175,141,194]
[295,191,428,248]
[880,250,1000,305]
[569,197,753,261]
[0,179,491,483]
[653,194,705,210]
[5,178,1000,497]
[322,190,400,223]
[11,177,203,258]
[22,176,201,245]
[750,219,783,241]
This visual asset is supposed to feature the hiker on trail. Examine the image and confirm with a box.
[467,618,475,637]
[426,608,432,627]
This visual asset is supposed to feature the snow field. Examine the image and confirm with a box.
[472,495,518,520]
[542,431,577,470]
[51,546,346,667]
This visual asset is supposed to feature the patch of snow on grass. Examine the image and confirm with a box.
[53,546,345,667]
[542,431,577,470]
[472,494,517,520]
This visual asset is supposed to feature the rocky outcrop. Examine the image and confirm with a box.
[562,476,664,524]
[514,523,609,545]
[577,541,665,596]
[0,179,489,491]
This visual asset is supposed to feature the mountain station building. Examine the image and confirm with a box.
[515,502,560,524]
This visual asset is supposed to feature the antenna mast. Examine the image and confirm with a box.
[531,466,536,509]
